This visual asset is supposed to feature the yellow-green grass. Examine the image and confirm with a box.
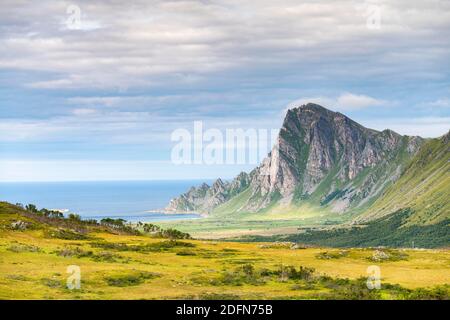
[157,202,350,239]
[1,224,449,299]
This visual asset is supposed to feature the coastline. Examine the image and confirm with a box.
[146,209,208,218]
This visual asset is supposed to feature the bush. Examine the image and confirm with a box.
[45,229,90,240]
[104,271,159,287]
[55,247,93,258]
[90,240,195,252]
[41,278,63,289]
[316,250,349,260]
[140,222,161,233]
[25,204,38,213]
[278,265,315,281]
[242,264,254,276]
[100,218,126,228]
[210,264,272,286]
[7,243,41,253]
[55,246,124,263]
[158,228,191,240]
[176,250,197,256]
[405,285,449,300]
[68,213,82,221]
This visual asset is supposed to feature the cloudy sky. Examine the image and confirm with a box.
[1,0,449,181]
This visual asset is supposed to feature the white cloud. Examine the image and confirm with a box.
[336,93,388,110]
[0,160,254,182]
[72,108,97,116]
[363,117,450,138]
[0,0,449,182]
[0,0,449,90]
[287,92,389,112]
[425,98,450,108]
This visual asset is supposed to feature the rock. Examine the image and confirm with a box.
[166,103,424,215]
[165,172,250,214]
[371,250,390,261]
[10,220,29,230]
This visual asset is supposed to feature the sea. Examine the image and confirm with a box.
[0,180,206,222]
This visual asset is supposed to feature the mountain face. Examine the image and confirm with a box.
[356,130,450,226]
[166,103,424,216]
[165,173,250,214]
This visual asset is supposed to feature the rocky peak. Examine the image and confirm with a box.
[229,172,250,194]
[166,103,426,215]
[210,178,227,195]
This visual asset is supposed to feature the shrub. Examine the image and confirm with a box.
[176,250,197,256]
[45,229,90,240]
[210,264,266,286]
[242,264,254,276]
[25,204,39,213]
[90,240,195,253]
[7,243,41,253]
[91,251,121,263]
[316,250,349,260]
[158,228,191,240]
[277,265,315,281]
[197,293,241,300]
[68,213,82,221]
[405,285,449,300]
[141,223,161,233]
[104,271,159,287]
[55,246,123,263]
[55,247,93,258]
[100,218,126,228]
[41,278,63,288]
[6,274,30,281]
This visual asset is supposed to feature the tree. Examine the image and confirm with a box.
[68,213,82,221]
[25,204,38,213]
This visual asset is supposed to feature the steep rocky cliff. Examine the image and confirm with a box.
[166,103,424,215]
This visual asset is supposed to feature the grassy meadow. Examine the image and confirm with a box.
[0,202,448,300]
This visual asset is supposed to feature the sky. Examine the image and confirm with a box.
[0,0,449,182]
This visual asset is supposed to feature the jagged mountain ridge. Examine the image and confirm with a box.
[166,103,424,216]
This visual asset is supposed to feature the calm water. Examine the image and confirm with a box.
[0,180,205,222]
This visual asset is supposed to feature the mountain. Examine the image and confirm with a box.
[355,130,450,226]
[165,173,250,214]
[245,132,449,248]
[165,103,425,218]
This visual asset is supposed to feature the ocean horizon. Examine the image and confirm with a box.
[0,180,208,222]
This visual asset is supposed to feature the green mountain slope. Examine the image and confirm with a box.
[356,131,450,226]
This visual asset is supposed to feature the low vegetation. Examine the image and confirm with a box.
[245,209,449,248]
[104,271,160,287]
[368,249,409,262]
[316,250,349,260]
[1,201,191,240]
[0,201,448,299]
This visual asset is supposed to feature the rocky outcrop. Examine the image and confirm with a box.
[166,103,425,215]
[165,173,250,213]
